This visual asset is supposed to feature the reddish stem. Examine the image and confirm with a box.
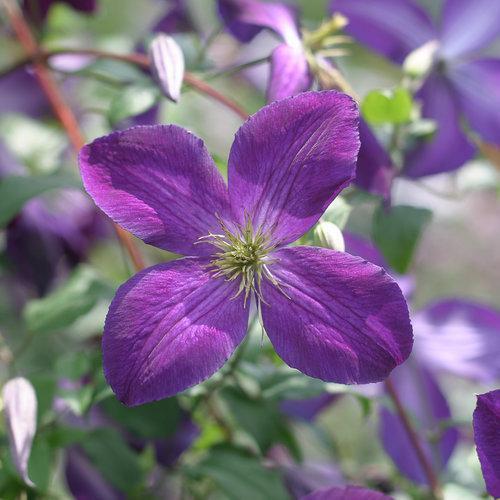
[384,377,442,499]
[4,47,250,121]
[1,0,145,271]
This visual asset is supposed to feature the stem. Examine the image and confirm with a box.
[1,0,146,271]
[3,47,250,121]
[384,378,442,499]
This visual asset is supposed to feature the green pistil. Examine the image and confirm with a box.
[199,215,283,306]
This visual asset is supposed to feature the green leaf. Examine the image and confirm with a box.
[192,447,290,500]
[0,174,81,227]
[221,387,297,455]
[372,205,432,273]
[108,83,159,125]
[361,88,413,125]
[23,265,114,334]
[322,196,352,229]
[100,395,181,439]
[81,428,144,492]
[28,436,56,492]
[0,115,66,174]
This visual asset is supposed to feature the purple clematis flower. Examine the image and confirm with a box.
[331,0,500,178]
[473,389,500,498]
[218,0,344,102]
[302,485,392,500]
[79,91,413,406]
[379,358,459,486]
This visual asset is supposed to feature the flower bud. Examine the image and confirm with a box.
[2,377,37,487]
[314,220,345,252]
[403,40,439,78]
[149,33,185,103]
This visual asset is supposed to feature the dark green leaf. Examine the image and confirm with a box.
[100,396,181,439]
[0,174,81,227]
[192,446,290,500]
[221,387,297,455]
[23,265,114,334]
[372,205,432,273]
[81,428,144,491]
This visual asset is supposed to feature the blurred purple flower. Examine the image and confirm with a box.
[412,299,500,383]
[153,414,199,468]
[152,0,192,34]
[302,485,392,499]
[332,0,500,177]
[280,393,340,422]
[22,0,97,25]
[268,444,344,498]
[0,143,106,296]
[217,0,312,102]
[380,359,459,486]
[0,68,49,118]
[79,91,413,406]
[473,389,500,498]
[65,447,124,500]
[5,192,106,296]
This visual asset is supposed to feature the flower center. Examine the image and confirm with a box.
[199,216,281,305]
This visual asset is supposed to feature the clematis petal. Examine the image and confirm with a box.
[79,125,232,256]
[356,120,394,199]
[439,0,500,59]
[331,0,435,64]
[343,232,415,301]
[404,73,475,178]
[380,359,458,485]
[473,390,500,499]
[261,246,412,384]
[65,447,124,500]
[448,59,500,145]
[103,258,249,406]
[267,44,313,102]
[218,0,301,48]
[302,485,392,499]
[228,91,359,246]
[2,377,37,487]
[413,299,500,383]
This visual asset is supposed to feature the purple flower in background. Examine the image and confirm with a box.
[79,91,413,406]
[379,359,459,486]
[413,299,500,383]
[473,390,500,498]
[302,485,392,500]
[218,0,395,199]
[331,0,500,178]
[218,0,349,102]
[22,0,97,25]
[218,0,311,102]
[152,0,192,34]
[65,447,124,500]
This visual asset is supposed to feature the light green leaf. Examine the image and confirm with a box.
[23,265,114,334]
[0,174,81,227]
[108,83,159,125]
[372,204,432,273]
[361,88,413,125]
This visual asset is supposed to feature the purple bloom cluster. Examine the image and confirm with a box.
[80,90,413,406]
[332,0,500,178]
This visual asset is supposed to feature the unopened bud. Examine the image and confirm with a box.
[2,377,37,487]
[149,33,185,103]
[403,40,439,78]
[314,220,345,252]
